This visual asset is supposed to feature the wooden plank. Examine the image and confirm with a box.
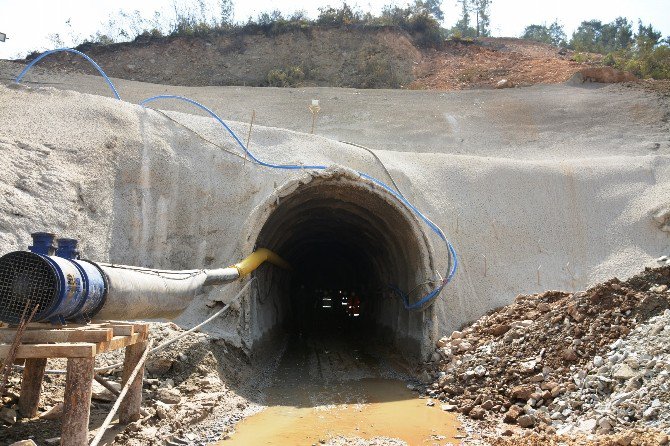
[119,340,148,424]
[0,343,96,359]
[24,322,134,336]
[94,334,142,354]
[106,325,134,337]
[0,329,113,344]
[24,322,66,329]
[96,321,146,337]
[19,358,47,418]
[133,323,150,337]
[61,357,94,446]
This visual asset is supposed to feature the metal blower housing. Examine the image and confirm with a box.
[0,234,107,324]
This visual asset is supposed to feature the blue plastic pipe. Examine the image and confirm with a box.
[15,48,121,100]
[14,49,458,311]
[140,95,458,310]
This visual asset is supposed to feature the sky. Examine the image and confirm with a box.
[0,0,668,59]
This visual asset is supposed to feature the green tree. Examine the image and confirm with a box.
[548,21,567,46]
[419,0,444,22]
[453,0,475,37]
[570,19,603,52]
[521,21,566,46]
[601,17,633,51]
[635,21,662,52]
[570,17,635,53]
[219,0,233,27]
[522,24,551,43]
[471,0,491,37]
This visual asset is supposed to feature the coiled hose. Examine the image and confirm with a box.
[15,49,458,311]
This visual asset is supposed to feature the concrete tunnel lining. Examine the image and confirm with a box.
[243,170,438,358]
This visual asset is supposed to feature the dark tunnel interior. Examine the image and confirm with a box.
[253,177,432,353]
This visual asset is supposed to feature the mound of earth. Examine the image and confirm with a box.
[18,27,420,88]
[421,265,670,443]
[409,37,597,89]
[13,30,601,90]
[0,321,272,446]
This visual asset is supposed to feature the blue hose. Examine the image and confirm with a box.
[15,48,457,311]
[140,95,458,310]
[140,95,327,170]
[15,48,121,100]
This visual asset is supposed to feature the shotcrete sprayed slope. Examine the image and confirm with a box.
[2,60,669,158]
[0,83,668,358]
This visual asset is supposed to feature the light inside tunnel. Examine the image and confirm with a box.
[251,174,435,356]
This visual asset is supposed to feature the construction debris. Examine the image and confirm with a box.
[0,322,260,445]
[422,266,670,439]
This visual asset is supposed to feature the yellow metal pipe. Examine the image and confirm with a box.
[232,248,291,278]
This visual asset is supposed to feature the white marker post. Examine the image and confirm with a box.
[308,99,321,134]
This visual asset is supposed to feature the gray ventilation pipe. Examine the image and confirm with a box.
[0,233,289,324]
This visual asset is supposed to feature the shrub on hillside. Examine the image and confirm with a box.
[604,47,670,79]
[357,49,403,88]
[266,66,306,87]
[316,3,365,26]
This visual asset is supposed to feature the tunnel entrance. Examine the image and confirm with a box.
[246,170,437,359]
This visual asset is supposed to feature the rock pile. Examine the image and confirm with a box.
[95,322,258,446]
[553,307,670,435]
[422,266,670,435]
[1,322,257,446]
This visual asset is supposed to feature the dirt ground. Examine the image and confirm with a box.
[3,268,669,445]
[410,37,590,90]
[12,33,595,91]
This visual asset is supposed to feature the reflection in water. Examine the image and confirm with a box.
[219,379,459,445]
[215,319,461,445]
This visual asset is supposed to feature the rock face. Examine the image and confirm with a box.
[421,266,670,431]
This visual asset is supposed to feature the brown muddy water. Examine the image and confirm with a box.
[215,334,460,445]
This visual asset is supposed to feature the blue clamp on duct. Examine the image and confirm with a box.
[28,232,57,256]
[56,238,80,260]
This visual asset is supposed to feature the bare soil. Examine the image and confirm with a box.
[18,28,420,89]
[410,37,594,90]
[13,30,600,90]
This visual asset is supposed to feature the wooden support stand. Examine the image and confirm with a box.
[0,321,149,446]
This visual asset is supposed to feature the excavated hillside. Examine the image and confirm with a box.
[17,28,593,89]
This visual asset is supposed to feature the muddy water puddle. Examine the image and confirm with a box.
[217,378,460,445]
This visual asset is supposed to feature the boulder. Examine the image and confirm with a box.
[0,407,17,424]
[504,405,524,423]
[511,384,535,400]
[517,414,536,428]
[496,79,514,89]
[468,405,486,419]
[156,388,181,404]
